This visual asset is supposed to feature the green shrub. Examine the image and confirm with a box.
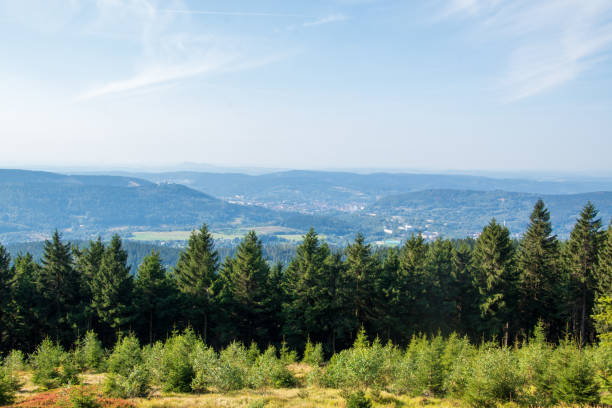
[142,341,164,387]
[72,331,105,372]
[392,334,446,396]
[247,342,261,364]
[106,334,142,377]
[516,325,556,406]
[441,334,475,397]
[322,331,385,391]
[103,364,151,398]
[160,329,198,392]
[30,338,79,388]
[0,364,20,405]
[462,345,525,408]
[64,387,102,408]
[248,346,296,389]
[4,350,26,372]
[345,390,372,408]
[103,333,151,398]
[302,339,324,367]
[592,342,612,405]
[552,343,600,405]
[190,342,218,393]
[215,342,249,391]
[279,341,297,364]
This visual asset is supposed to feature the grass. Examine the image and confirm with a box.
[130,231,193,241]
[6,367,498,408]
[130,226,302,242]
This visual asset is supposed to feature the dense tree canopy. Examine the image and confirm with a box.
[0,201,611,355]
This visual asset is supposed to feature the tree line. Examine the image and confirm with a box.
[0,199,611,355]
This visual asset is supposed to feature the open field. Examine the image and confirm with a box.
[130,226,302,242]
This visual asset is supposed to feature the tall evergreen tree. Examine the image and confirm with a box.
[73,238,105,330]
[566,202,604,342]
[214,231,275,345]
[453,242,480,338]
[471,219,516,343]
[517,199,561,337]
[423,239,459,334]
[90,235,134,341]
[283,229,338,350]
[343,233,380,336]
[396,234,429,337]
[135,250,178,343]
[173,224,218,341]
[37,231,84,345]
[5,253,41,352]
[0,244,12,350]
[596,221,612,295]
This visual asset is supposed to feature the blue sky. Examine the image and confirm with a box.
[1,0,611,173]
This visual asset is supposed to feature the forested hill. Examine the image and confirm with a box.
[121,169,612,209]
[367,189,612,238]
[0,169,351,243]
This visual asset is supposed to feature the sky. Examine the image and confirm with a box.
[1,0,611,173]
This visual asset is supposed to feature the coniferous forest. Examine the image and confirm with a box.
[1,199,612,407]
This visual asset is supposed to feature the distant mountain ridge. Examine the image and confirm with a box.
[119,170,612,216]
[366,189,612,239]
[1,169,612,244]
[0,169,350,243]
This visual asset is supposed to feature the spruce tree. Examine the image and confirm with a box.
[423,239,459,334]
[596,221,612,295]
[135,250,177,343]
[214,231,274,345]
[343,233,380,336]
[73,238,105,330]
[471,219,516,342]
[173,224,218,341]
[90,234,134,340]
[5,253,41,352]
[0,244,12,351]
[282,229,339,350]
[517,199,560,337]
[396,234,428,336]
[566,202,604,343]
[37,230,83,345]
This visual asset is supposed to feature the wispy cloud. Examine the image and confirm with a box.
[76,58,232,101]
[159,9,302,18]
[441,0,612,100]
[76,1,288,101]
[303,13,348,27]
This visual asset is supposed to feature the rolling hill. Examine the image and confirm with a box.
[119,170,612,214]
[0,170,351,243]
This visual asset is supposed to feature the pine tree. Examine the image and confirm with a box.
[395,234,428,337]
[596,221,612,295]
[565,202,604,343]
[135,250,178,343]
[73,238,105,330]
[5,253,41,352]
[471,219,516,343]
[0,244,12,351]
[173,224,218,341]
[90,235,134,340]
[343,233,380,336]
[37,231,83,345]
[214,231,274,345]
[423,239,459,334]
[282,229,342,351]
[517,199,560,337]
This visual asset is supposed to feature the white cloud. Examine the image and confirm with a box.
[303,13,348,27]
[441,0,612,100]
[76,1,287,101]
